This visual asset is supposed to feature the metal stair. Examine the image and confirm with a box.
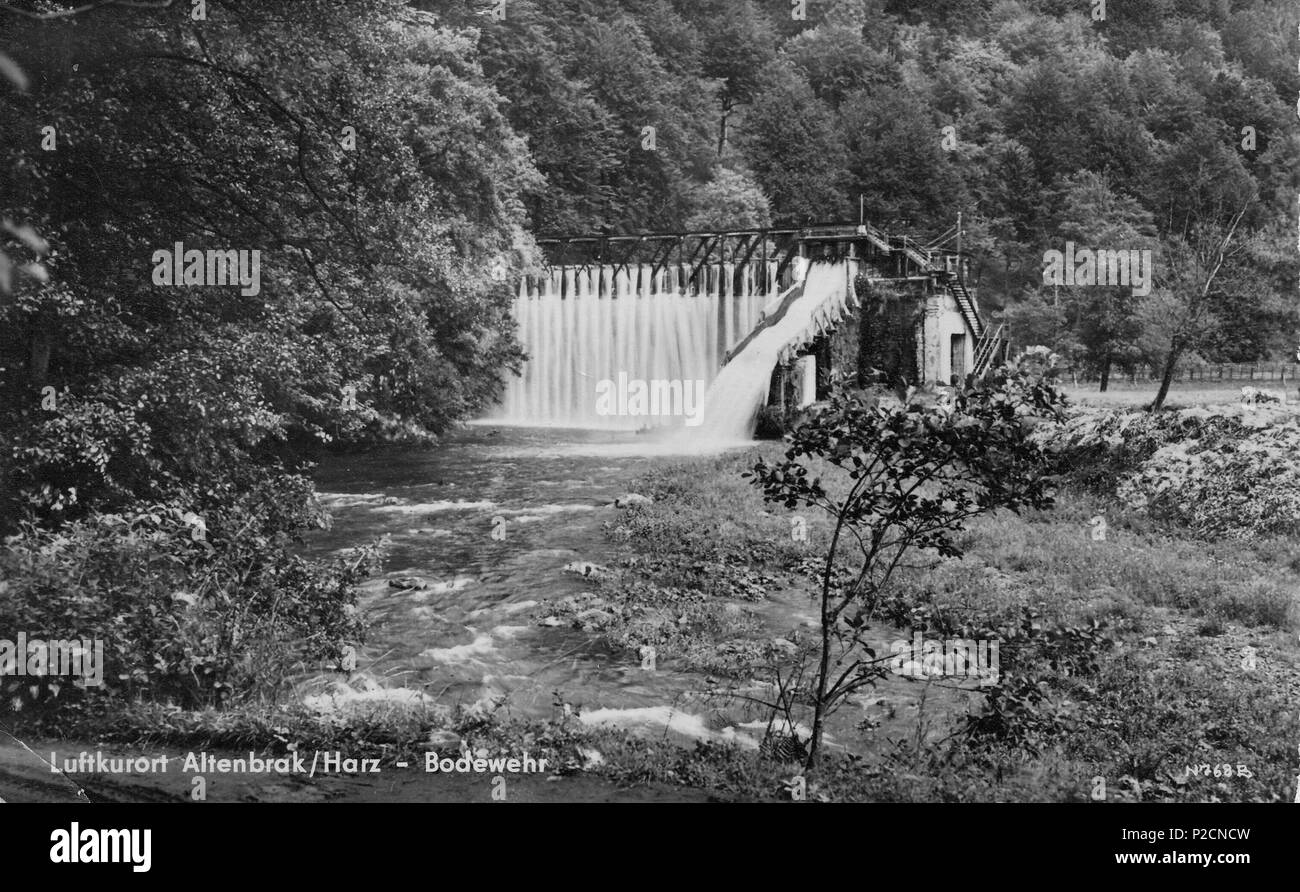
[946,277,984,339]
[896,235,938,273]
[948,276,1009,378]
[972,322,1005,377]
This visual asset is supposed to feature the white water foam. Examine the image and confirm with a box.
[691,261,850,447]
[578,705,761,749]
[482,261,850,452]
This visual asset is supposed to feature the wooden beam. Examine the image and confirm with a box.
[722,281,806,367]
[647,238,676,284]
[773,236,799,287]
[731,233,761,294]
[611,237,643,289]
[686,235,719,294]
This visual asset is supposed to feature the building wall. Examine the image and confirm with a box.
[851,272,925,388]
[825,269,977,391]
[919,290,975,385]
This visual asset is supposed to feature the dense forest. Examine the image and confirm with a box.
[435,0,1299,377]
[0,0,1296,711]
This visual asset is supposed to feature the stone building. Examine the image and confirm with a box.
[780,225,999,412]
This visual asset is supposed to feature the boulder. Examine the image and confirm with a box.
[574,608,614,628]
[563,560,609,578]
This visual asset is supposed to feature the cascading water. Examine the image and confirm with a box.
[490,261,778,429]
[488,257,851,447]
[692,261,851,446]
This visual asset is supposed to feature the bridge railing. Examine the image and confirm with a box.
[528,222,977,305]
[533,229,807,297]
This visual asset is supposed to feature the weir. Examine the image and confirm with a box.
[487,224,1001,440]
[490,260,781,429]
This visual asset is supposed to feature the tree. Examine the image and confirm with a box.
[683,167,772,230]
[785,24,891,108]
[1142,125,1267,409]
[840,83,964,228]
[0,0,540,520]
[739,63,848,225]
[693,0,776,156]
[1149,210,1274,411]
[745,354,1064,767]
[451,0,622,233]
[1002,289,1082,368]
[1049,171,1157,390]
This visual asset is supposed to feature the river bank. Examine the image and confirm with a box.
[6,419,1297,803]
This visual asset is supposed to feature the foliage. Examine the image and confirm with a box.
[1117,410,1300,539]
[684,167,772,231]
[745,351,1067,765]
[1036,402,1300,539]
[580,434,1299,801]
[0,1,538,711]
[428,0,1298,366]
[0,486,378,714]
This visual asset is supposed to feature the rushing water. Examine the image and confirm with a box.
[304,426,978,754]
[304,427,737,743]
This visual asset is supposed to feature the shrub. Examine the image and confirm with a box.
[745,351,1067,766]
[1035,405,1300,539]
[1118,419,1300,539]
[0,480,377,716]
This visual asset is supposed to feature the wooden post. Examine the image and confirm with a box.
[816,336,833,400]
[716,236,728,362]
[768,364,786,416]
[676,237,685,296]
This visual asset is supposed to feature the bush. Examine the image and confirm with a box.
[1035,405,1300,539]
[0,480,377,716]
[745,350,1068,766]
[755,405,791,438]
[1118,418,1300,539]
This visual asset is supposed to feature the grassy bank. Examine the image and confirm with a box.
[10,422,1298,802]
[567,441,1300,801]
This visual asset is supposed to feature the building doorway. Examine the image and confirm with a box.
[950,333,967,381]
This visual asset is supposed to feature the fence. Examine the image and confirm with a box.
[1064,362,1300,386]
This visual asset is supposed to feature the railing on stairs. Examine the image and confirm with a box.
[973,322,1005,377]
[946,277,983,339]
[948,276,1008,379]
[857,222,894,254]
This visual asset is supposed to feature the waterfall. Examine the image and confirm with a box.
[489,262,777,429]
[692,261,850,446]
